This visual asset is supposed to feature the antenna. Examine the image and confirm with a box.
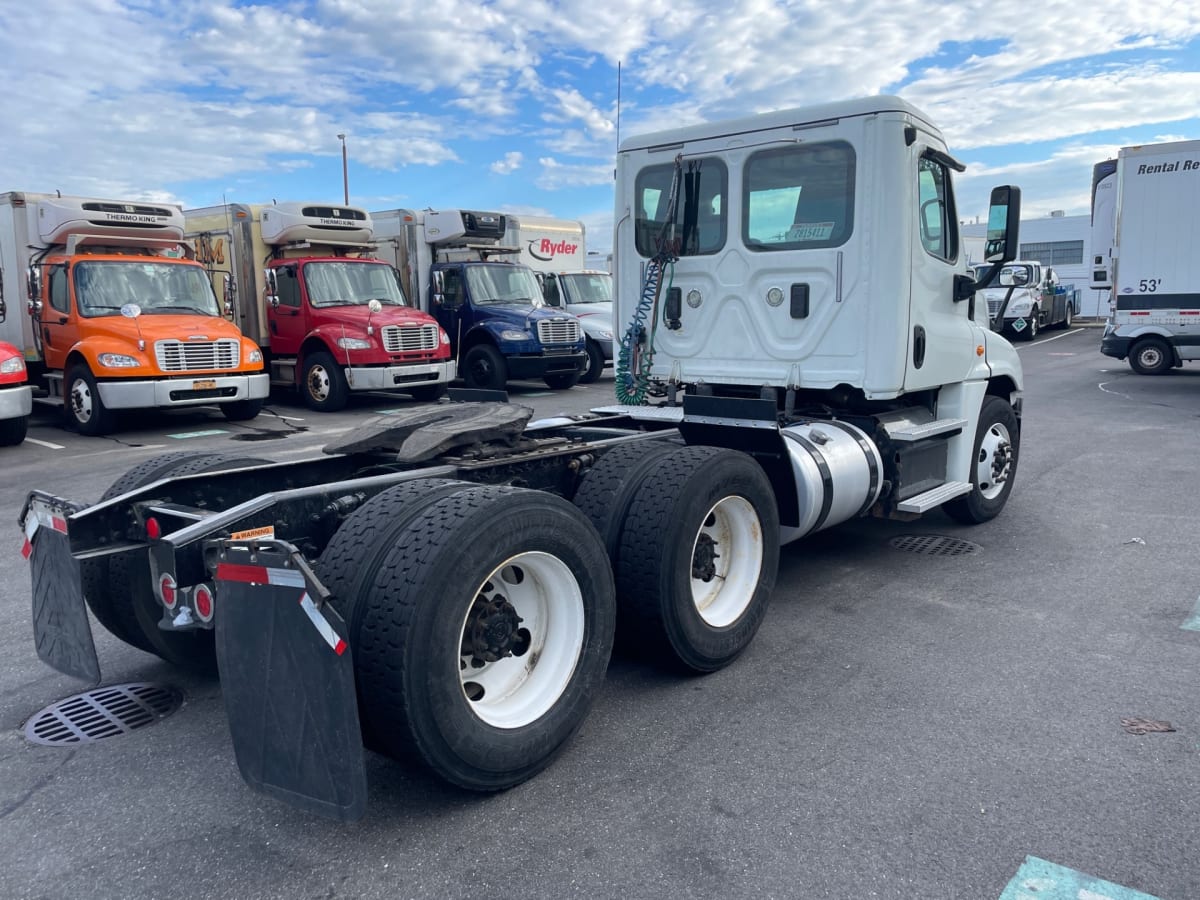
[614,60,622,181]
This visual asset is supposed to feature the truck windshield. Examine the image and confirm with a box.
[559,273,613,304]
[466,265,545,307]
[74,261,221,317]
[304,261,408,308]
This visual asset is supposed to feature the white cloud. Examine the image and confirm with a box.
[491,152,525,175]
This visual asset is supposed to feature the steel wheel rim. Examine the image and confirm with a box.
[1138,346,1163,368]
[690,495,763,627]
[71,379,93,424]
[976,421,1013,500]
[307,365,332,402]
[458,551,584,729]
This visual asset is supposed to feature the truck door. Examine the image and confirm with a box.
[267,264,306,356]
[904,153,979,391]
[38,263,78,372]
[432,266,469,351]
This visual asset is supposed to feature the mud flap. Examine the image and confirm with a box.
[212,539,367,821]
[21,496,100,684]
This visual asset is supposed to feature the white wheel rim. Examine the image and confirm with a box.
[458,551,584,729]
[976,420,1013,500]
[690,496,763,627]
[308,366,331,401]
[71,380,93,423]
[1139,347,1162,368]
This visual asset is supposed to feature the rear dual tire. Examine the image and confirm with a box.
[319,482,615,790]
[575,443,780,673]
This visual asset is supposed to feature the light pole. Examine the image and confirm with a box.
[337,133,348,205]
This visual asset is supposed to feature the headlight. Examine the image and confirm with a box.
[98,353,140,368]
[0,356,25,375]
[595,330,613,340]
[1007,300,1032,316]
[247,349,263,364]
[439,330,450,345]
[336,337,372,350]
[500,329,531,342]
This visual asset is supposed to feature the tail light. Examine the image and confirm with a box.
[159,573,177,609]
[194,584,215,623]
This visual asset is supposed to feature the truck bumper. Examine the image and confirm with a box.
[97,372,270,409]
[1100,333,1131,360]
[0,384,33,419]
[506,351,587,380]
[345,360,455,392]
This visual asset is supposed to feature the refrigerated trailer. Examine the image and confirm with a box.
[1092,140,1200,374]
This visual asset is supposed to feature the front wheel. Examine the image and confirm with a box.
[944,395,1019,525]
[544,371,580,390]
[462,344,507,391]
[221,397,264,421]
[579,340,605,384]
[301,350,350,411]
[65,364,116,435]
[1129,338,1173,375]
[0,414,27,446]
[340,485,615,790]
[1018,308,1039,341]
[407,382,448,403]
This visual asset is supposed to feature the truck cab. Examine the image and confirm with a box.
[973,260,1063,340]
[371,209,587,391]
[186,203,455,411]
[430,259,586,390]
[541,269,614,383]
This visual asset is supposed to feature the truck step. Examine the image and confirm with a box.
[32,396,65,408]
[885,418,966,442]
[897,481,972,513]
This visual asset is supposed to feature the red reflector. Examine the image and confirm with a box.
[194,585,214,621]
[146,517,162,540]
[159,573,177,609]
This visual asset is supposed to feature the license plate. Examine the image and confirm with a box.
[193,379,218,390]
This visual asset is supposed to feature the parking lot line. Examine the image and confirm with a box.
[166,429,230,439]
[24,437,65,450]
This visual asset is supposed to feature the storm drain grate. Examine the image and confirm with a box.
[890,534,981,557]
[24,683,183,746]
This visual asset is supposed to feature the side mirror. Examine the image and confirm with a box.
[984,185,1021,263]
[432,270,445,306]
[0,266,5,322]
[263,267,278,308]
[26,264,41,304]
[223,273,236,316]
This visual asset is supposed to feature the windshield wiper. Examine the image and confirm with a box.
[149,305,217,315]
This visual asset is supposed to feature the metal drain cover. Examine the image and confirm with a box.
[24,682,183,746]
[890,534,981,557]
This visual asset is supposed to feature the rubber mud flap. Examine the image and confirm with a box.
[213,539,367,822]
[23,500,100,684]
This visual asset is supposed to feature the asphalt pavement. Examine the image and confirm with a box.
[1,334,1197,900]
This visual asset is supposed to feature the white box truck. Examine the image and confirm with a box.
[1092,140,1200,374]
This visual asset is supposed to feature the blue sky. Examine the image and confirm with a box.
[2,0,1198,253]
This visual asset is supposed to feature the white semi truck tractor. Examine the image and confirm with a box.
[21,95,1022,821]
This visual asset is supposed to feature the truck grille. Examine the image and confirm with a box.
[381,324,440,353]
[155,339,241,371]
[537,319,580,345]
[987,300,1001,317]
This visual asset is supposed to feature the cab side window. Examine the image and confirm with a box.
[276,266,301,308]
[917,157,959,263]
[49,265,70,314]
[440,269,464,308]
